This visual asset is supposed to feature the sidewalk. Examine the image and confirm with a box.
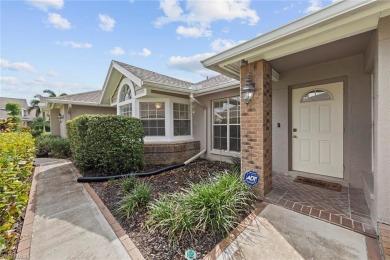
[28,158,131,260]
[210,204,380,260]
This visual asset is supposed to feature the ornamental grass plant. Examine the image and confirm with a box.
[147,170,255,241]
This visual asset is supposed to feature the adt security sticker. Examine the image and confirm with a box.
[244,170,259,186]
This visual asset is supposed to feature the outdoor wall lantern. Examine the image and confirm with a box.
[58,113,64,123]
[242,73,255,104]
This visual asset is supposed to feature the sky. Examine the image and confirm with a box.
[0,0,337,104]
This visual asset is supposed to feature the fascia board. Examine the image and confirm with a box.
[202,0,379,67]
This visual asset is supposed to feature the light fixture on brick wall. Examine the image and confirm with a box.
[242,73,255,104]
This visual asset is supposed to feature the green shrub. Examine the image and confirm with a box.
[147,171,255,241]
[120,176,137,193]
[35,135,71,158]
[0,132,35,257]
[117,181,151,219]
[67,115,144,175]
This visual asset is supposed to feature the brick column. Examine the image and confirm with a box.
[240,60,272,199]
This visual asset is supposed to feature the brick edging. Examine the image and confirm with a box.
[267,197,377,238]
[71,164,145,260]
[16,165,40,259]
[203,202,268,260]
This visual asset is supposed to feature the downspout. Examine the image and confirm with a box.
[190,93,207,160]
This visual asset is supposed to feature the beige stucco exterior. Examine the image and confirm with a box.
[272,54,372,188]
[50,104,116,137]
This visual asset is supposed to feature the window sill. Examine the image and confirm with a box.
[210,149,241,158]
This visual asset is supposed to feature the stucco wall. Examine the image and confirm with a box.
[69,105,116,119]
[272,54,372,188]
[193,88,240,163]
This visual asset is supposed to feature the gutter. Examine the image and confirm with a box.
[190,93,207,157]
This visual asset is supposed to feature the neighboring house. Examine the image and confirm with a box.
[0,97,35,126]
[41,90,116,137]
[202,0,390,229]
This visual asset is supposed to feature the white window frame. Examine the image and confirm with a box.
[117,79,135,116]
[211,96,241,155]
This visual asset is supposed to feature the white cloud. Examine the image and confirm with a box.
[210,38,245,52]
[35,76,46,83]
[26,0,64,11]
[109,47,125,56]
[98,14,115,32]
[176,25,211,38]
[0,58,36,73]
[56,41,92,49]
[168,52,217,77]
[305,0,322,13]
[132,48,152,57]
[0,76,19,85]
[155,0,259,38]
[48,13,71,30]
[47,70,60,77]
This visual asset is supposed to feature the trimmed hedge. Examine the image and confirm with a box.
[0,132,35,257]
[67,115,144,174]
[35,135,71,158]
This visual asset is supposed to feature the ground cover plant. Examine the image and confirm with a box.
[0,132,35,258]
[90,160,257,259]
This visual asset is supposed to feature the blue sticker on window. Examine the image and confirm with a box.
[244,170,259,186]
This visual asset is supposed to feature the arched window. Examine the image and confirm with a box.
[118,83,134,117]
[120,84,132,102]
[301,89,332,103]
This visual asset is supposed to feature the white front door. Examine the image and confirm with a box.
[292,82,343,178]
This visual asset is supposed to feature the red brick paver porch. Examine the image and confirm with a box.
[265,172,376,237]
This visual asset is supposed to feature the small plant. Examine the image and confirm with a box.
[147,171,255,241]
[120,176,137,193]
[230,156,241,173]
[117,181,151,219]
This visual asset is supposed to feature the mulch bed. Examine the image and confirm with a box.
[89,159,248,259]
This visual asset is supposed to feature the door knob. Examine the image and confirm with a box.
[293,135,298,138]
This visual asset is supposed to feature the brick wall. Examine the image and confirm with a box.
[240,60,273,199]
[144,141,200,165]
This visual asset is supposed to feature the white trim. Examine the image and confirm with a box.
[210,149,241,158]
[46,100,112,107]
[143,81,192,94]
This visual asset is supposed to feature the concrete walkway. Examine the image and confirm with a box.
[217,204,376,260]
[30,158,131,260]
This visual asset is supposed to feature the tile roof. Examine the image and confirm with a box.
[49,90,102,103]
[114,61,239,91]
[194,74,239,90]
[115,61,193,89]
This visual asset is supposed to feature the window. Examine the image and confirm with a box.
[118,83,134,116]
[213,97,240,152]
[120,84,131,102]
[173,103,191,136]
[140,102,165,136]
[301,90,332,103]
[119,103,132,116]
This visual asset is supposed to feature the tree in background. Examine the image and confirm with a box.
[4,102,21,117]
[28,89,68,133]
[0,102,22,132]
